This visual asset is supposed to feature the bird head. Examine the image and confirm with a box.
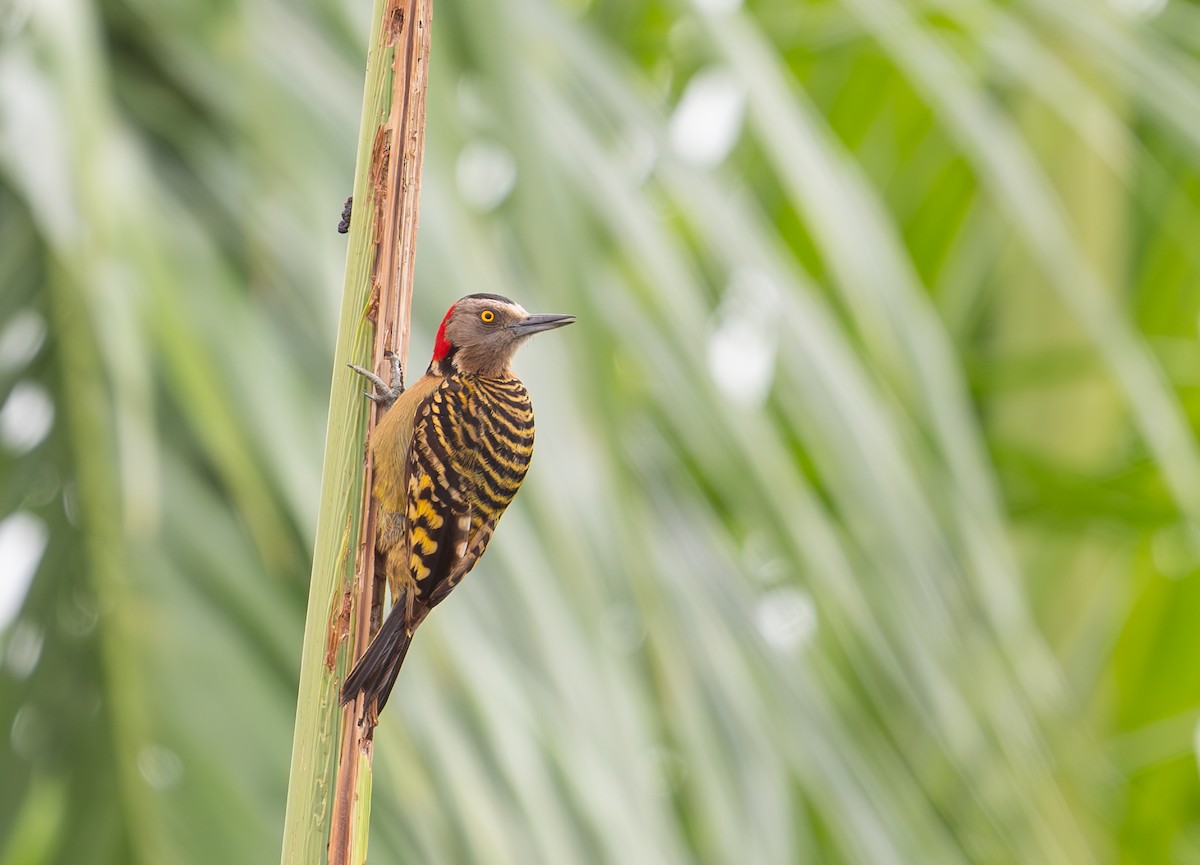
[430,293,575,377]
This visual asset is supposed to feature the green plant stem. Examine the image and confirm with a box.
[279,0,433,862]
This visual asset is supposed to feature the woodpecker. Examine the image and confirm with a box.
[341,293,574,716]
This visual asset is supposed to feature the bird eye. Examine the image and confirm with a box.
[480,310,496,323]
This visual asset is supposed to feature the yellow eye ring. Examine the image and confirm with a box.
[480,310,495,323]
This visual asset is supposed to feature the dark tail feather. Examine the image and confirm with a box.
[341,607,414,714]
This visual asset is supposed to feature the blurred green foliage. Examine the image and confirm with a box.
[3,0,1200,862]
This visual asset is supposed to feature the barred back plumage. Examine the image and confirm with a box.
[405,373,534,607]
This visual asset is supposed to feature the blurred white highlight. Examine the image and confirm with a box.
[138,743,184,790]
[456,139,517,212]
[694,0,743,13]
[708,268,780,407]
[0,512,47,631]
[10,704,44,759]
[669,67,746,167]
[1194,718,1200,780]
[4,621,43,678]
[1109,0,1167,19]
[1152,522,1200,578]
[0,310,46,372]
[0,381,53,453]
[755,587,817,653]
[0,52,78,247]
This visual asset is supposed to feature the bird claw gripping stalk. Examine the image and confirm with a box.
[347,351,405,409]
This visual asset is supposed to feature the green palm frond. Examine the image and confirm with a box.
[3,0,1199,863]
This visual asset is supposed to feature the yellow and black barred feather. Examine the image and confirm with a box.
[342,373,534,712]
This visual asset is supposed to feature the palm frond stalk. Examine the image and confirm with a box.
[279,1,433,863]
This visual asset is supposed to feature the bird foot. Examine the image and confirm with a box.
[337,196,352,234]
[349,351,404,409]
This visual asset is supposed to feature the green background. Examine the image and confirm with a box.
[4,0,1200,862]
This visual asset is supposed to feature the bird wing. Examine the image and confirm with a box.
[401,375,479,621]
[404,374,535,617]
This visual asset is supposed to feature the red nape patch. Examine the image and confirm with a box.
[431,303,457,361]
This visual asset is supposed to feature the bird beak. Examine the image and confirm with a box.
[510,313,576,336]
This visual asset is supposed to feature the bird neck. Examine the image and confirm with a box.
[429,351,516,380]
[428,353,455,378]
